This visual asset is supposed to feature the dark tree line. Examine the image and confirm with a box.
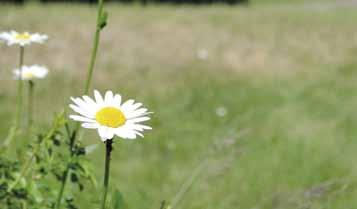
[1,0,248,5]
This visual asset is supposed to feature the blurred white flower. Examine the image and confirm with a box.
[0,31,48,46]
[69,90,152,141]
[197,48,209,60]
[13,65,48,80]
[215,106,227,117]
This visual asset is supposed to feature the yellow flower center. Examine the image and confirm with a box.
[23,71,34,79]
[15,33,31,41]
[95,107,126,128]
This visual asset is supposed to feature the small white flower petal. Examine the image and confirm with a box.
[82,122,99,129]
[69,115,96,123]
[126,108,149,119]
[82,95,99,111]
[127,116,151,124]
[98,126,114,141]
[69,104,94,118]
[116,127,137,139]
[113,94,122,106]
[94,90,104,105]
[134,131,144,138]
[104,91,114,104]
[121,99,135,111]
[133,124,152,131]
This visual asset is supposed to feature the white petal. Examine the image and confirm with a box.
[121,99,135,112]
[82,95,96,105]
[69,104,94,118]
[125,102,142,113]
[113,94,122,106]
[132,124,152,131]
[72,96,97,114]
[114,128,130,139]
[126,108,149,119]
[82,122,98,129]
[127,116,151,124]
[98,126,114,141]
[132,103,143,112]
[71,97,92,113]
[94,90,104,105]
[69,115,95,123]
[82,95,99,111]
[31,33,48,43]
[115,127,137,139]
[134,131,144,138]
[125,130,137,139]
[104,91,114,105]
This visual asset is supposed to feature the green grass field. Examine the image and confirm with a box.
[1,1,357,208]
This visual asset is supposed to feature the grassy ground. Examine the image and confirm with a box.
[1,1,357,209]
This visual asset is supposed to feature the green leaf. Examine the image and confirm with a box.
[112,189,125,209]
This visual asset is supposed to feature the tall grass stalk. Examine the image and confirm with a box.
[3,46,25,147]
[55,0,106,208]
[170,160,208,209]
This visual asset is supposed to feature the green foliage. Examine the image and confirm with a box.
[112,190,125,209]
[0,113,97,209]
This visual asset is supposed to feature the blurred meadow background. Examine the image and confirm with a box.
[2,0,357,208]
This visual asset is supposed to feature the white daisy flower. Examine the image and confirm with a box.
[0,31,48,46]
[69,90,152,141]
[13,65,49,80]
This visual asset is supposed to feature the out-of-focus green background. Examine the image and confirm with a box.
[1,0,357,208]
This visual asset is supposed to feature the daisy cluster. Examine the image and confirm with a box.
[0,30,49,80]
[1,30,152,141]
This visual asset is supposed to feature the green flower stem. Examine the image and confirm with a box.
[101,139,113,209]
[15,46,25,129]
[3,46,25,147]
[54,0,106,207]
[84,0,105,95]
[27,80,34,131]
